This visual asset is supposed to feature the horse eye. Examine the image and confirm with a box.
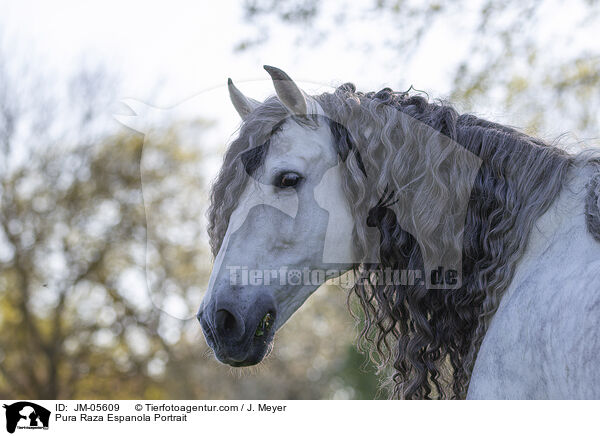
[274,172,302,189]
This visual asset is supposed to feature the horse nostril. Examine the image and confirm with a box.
[215,308,244,339]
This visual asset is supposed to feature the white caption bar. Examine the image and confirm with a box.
[1,400,597,435]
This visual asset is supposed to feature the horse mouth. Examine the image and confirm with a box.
[216,334,275,367]
[227,340,274,367]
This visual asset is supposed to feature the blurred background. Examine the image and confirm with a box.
[0,0,598,400]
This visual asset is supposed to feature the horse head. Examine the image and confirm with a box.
[197,66,358,366]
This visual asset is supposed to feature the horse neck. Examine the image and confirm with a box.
[460,118,574,273]
[456,120,576,375]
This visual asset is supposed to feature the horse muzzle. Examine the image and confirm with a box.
[197,290,277,366]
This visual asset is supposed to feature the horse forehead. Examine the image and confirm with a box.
[269,121,335,162]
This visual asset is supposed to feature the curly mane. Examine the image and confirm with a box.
[208,83,577,399]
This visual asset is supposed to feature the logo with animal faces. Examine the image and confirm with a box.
[2,402,50,433]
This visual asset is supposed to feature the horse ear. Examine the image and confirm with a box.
[263,65,308,116]
[228,78,260,120]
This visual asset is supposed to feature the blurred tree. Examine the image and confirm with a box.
[238,0,600,141]
[0,94,190,398]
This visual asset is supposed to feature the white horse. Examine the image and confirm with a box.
[198,65,600,399]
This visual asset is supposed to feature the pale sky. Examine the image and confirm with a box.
[1,0,594,132]
[1,0,594,116]
[0,0,471,104]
